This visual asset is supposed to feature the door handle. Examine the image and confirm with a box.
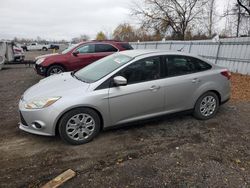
[149,85,160,91]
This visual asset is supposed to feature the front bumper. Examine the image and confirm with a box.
[19,122,53,136]
[18,99,59,136]
[34,64,47,76]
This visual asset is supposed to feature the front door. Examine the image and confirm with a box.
[69,44,95,70]
[108,56,165,125]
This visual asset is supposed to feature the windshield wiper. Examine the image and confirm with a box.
[71,71,87,83]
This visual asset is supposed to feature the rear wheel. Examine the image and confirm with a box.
[46,65,64,76]
[193,92,219,120]
[42,47,48,51]
[58,108,101,145]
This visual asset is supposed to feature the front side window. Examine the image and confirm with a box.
[95,44,118,53]
[74,54,133,83]
[76,44,95,54]
[61,43,79,54]
[118,57,161,84]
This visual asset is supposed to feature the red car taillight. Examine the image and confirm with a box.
[221,70,231,80]
[14,49,21,53]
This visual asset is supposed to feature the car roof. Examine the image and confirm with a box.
[77,40,128,45]
[118,49,196,58]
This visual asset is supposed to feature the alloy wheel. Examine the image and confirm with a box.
[66,113,95,141]
[199,96,217,117]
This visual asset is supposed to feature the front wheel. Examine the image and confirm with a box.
[46,65,64,76]
[58,108,101,145]
[193,92,219,120]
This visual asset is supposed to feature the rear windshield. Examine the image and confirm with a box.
[119,43,133,50]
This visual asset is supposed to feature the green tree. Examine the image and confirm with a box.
[113,23,136,41]
[96,31,107,40]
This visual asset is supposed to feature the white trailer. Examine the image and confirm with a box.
[0,42,14,70]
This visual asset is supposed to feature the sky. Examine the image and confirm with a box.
[0,0,234,41]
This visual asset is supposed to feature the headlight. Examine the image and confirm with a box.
[25,97,61,109]
[36,58,45,65]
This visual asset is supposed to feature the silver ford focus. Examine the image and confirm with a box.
[19,50,231,145]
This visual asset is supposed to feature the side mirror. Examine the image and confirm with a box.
[113,76,127,86]
[72,51,79,56]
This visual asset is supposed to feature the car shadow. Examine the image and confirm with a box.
[103,110,193,133]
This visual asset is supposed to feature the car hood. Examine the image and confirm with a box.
[23,72,90,101]
[35,53,59,60]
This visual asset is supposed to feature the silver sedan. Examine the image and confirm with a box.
[19,50,231,145]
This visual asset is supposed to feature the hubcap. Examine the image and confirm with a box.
[66,113,95,141]
[200,96,217,117]
[50,68,63,75]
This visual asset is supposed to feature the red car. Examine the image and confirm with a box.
[35,40,133,76]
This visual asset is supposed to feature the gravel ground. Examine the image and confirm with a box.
[0,64,249,188]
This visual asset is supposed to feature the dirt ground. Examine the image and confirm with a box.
[0,64,249,188]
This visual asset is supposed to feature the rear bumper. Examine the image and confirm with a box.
[221,97,230,105]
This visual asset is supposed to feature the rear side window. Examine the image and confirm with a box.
[190,57,212,71]
[119,43,133,50]
[95,44,118,52]
[165,56,212,77]
[166,56,195,76]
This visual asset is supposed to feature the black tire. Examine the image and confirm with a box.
[58,108,101,145]
[46,65,65,76]
[42,47,48,51]
[193,92,219,120]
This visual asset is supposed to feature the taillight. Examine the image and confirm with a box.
[14,49,21,53]
[221,70,231,80]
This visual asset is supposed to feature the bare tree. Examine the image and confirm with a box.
[71,34,90,43]
[223,0,250,37]
[237,0,250,15]
[132,0,208,40]
[199,0,218,38]
[208,0,216,37]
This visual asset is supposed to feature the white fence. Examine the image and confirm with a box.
[130,37,250,75]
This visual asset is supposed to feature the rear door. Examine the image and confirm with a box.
[162,55,202,111]
[93,43,118,61]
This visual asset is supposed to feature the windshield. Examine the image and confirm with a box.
[74,53,133,83]
[61,43,79,54]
